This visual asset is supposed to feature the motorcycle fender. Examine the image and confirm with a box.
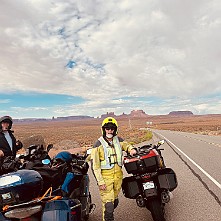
[144,188,158,198]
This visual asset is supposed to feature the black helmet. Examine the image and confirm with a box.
[0,116,13,130]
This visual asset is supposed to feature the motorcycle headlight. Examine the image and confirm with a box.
[4,205,42,219]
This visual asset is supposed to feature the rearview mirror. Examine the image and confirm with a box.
[158,140,165,145]
[47,144,53,152]
[86,148,92,155]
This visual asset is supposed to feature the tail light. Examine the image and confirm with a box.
[141,173,151,182]
[71,210,77,215]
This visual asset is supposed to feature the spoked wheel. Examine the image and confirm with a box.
[146,198,165,221]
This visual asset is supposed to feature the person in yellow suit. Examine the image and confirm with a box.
[91,117,137,221]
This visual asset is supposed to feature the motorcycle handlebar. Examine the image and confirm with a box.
[20,143,53,161]
[125,140,165,158]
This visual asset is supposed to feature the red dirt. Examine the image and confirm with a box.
[13,115,221,155]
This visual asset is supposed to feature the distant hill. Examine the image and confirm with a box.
[14,115,94,123]
[102,110,148,119]
[12,110,197,123]
[14,110,149,122]
[101,112,116,119]
[168,111,194,116]
[55,116,94,121]
[129,110,148,117]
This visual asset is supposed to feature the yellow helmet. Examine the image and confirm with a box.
[101,117,118,136]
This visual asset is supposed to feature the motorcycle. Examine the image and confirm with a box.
[0,136,94,221]
[122,140,178,221]
[58,152,95,220]
[45,149,95,220]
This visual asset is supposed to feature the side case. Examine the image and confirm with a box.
[122,176,141,199]
[41,199,81,221]
[157,168,178,191]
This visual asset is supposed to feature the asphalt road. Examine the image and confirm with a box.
[88,130,221,221]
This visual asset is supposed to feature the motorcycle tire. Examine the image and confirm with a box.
[146,198,165,221]
[81,194,92,221]
[82,214,89,221]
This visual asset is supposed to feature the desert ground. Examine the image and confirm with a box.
[12,114,221,156]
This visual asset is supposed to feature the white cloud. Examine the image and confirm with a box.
[1,0,221,116]
[0,99,11,104]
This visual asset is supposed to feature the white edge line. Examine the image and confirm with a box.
[157,132,221,190]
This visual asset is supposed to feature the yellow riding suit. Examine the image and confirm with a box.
[91,136,134,221]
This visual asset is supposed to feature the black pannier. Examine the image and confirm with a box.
[122,176,141,199]
[124,155,160,175]
[157,168,178,191]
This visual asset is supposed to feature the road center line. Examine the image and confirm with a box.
[157,132,221,190]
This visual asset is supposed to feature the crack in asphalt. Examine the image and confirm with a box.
[167,140,221,207]
[154,132,221,207]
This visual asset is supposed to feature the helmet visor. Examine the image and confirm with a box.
[103,123,117,130]
[104,126,115,131]
[1,119,12,124]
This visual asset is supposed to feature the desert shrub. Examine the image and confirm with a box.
[22,134,46,150]
[143,130,153,141]
[127,130,153,144]
[53,140,80,150]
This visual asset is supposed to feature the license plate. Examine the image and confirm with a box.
[2,192,12,200]
[143,181,155,190]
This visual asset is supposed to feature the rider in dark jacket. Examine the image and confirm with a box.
[0,116,23,158]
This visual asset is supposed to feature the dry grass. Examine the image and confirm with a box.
[13,118,153,155]
[147,114,221,135]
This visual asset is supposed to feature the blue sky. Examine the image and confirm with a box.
[1,0,221,118]
[0,93,84,118]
